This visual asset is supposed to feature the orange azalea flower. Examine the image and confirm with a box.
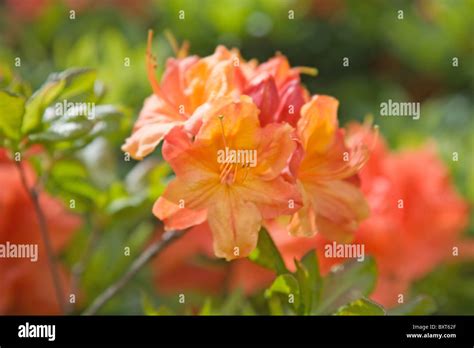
[288,95,369,242]
[122,31,314,160]
[153,96,302,260]
[0,149,81,314]
[122,31,246,160]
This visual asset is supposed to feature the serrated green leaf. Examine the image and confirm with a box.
[249,228,288,274]
[0,90,25,140]
[388,295,437,315]
[335,297,386,316]
[315,257,377,315]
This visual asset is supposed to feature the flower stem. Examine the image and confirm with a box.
[82,229,186,315]
[15,160,67,314]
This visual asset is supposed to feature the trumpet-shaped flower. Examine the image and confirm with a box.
[288,95,370,242]
[153,96,302,260]
[122,32,314,160]
[122,31,245,160]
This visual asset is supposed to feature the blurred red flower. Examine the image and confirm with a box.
[0,149,81,314]
[347,125,470,306]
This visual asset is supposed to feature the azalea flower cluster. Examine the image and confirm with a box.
[123,31,370,260]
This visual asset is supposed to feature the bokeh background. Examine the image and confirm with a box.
[0,0,473,314]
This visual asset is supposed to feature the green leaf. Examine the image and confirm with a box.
[22,68,98,135]
[388,295,437,315]
[28,119,93,142]
[22,79,66,134]
[248,228,288,274]
[315,257,377,314]
[0,90,25,140]
[106,194,148,215]
[219,289,247,315]
[50,159,88,178]
[56,178,101,201]
[141,293,174,316]
[147,162,172,198]
[28,103,124,146]
[57,68,97,99]
[199,298,215,315]
[294,250,322,314]
[265,274,300,311]
[335,298,386,316]
[46,160,102,211]
[92,105,123,120]
[267,296,285,315]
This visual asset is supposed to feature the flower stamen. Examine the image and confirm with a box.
[146,30,176,108]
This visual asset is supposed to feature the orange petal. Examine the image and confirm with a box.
[156,177,220,213]
[256,122,296,180]
[153,196,207,231]
[204,60,236,102]
[244,73,279,126]
[297,95,338,153]
[308,180,369,242]
[255,54,293,87]
[122,95,186,160]
[207,189,261,260]
[160,56,198,113]
[299,129,368,182]
[288,200,318,237]
[235,176,302,219]
[162,126,220,181]
[275,79,308,127]
[196,96,260,151]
